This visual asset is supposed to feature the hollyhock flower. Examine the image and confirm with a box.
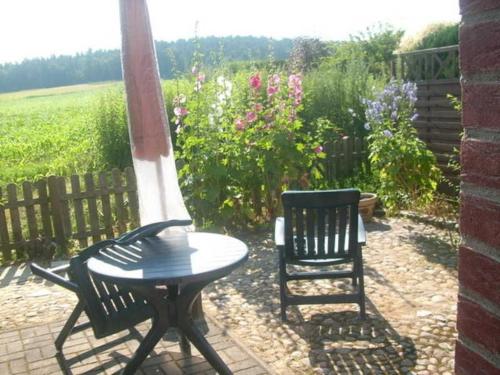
[246,111,257,123]
[191,65,198,75]
[270,73,281,86]
[314,145,323,154]
[235,118,246,131]
[249,73,261,90]
[172,94,186,106]
[174,107,188,116]
[267,86,278,96]
[197,73,206,83]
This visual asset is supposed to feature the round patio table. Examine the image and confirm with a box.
[87,231,248,375]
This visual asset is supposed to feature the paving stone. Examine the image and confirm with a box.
[0,217,458,374]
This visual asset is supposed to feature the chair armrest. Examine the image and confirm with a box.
[275,217,285,247]
[358,215,366,245]
[30,263,79,293]
[49,264,70,274]
[117,219,193,244]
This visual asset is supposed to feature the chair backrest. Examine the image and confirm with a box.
[282,189,360,261]
[68,241,152,338]
[66,220,191,338]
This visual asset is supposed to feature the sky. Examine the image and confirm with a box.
[0,0,460,64]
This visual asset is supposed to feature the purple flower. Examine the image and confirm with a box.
[383,130,393,138]
[411,113,419,122]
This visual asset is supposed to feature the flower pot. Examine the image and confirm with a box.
[359,193,377,222]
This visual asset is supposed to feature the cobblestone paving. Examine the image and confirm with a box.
[204,217,458,374]
[0,217,458,374]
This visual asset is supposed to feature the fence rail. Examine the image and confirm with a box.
[392,45,460,81]
[0,136,367,262]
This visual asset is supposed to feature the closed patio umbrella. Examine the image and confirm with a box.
[119,0,190,226]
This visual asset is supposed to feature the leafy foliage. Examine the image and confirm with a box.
[172,64,329,227]
[400,22,459,52]
[364,80,441,212]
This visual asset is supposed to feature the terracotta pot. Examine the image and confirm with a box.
[359,193,377,222]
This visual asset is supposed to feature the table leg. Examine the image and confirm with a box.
[122,289,170,375]
[122,315,168,375]
[179,319,232,375]
[177,281,232,375]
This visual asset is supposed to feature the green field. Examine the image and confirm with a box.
[0,82,121,186]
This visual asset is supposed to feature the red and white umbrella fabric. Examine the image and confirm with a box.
[119,0,190,225]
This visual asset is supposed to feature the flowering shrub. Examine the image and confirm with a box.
[174,68,322,227]
[363,80,441,212]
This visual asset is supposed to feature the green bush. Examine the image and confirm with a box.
[174,67,326,228]
[301,45,381,137]
[364,80,441,212]
[400,23,459,51]
[92,87,131,170]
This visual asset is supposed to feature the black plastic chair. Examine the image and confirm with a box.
[275,189,366,321]
[30,219,192,353]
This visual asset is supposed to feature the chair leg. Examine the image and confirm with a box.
[55,301,85,351]
[278,249,287,322]
[357,246,366,320]
[352,262,358,287]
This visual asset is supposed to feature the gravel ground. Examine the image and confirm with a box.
[0,217,458,374]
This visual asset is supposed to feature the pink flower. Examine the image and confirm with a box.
[249,74,261,90]
[288,74,302,88]
[235,118,246,131]
[314,145,323,154]
[267,86,278,96]
[197,73,206,83]
[255,103,263,112]
[270,74,281,86]
[246,111,257,123]
[174,107,188,116]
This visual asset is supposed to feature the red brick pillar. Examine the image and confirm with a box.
[457,0,500,373]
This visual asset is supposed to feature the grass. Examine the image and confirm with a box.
[0,82,121,186]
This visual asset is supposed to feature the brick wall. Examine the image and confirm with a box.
[457,0,500,373]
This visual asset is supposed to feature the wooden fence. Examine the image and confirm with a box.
[318,136,368,183]
[0,168,139,262]
[0,136,367,261]
[393,45,461,190]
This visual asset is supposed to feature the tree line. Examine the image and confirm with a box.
[0,36,294,93]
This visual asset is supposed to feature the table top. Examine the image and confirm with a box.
[87,232,248,286]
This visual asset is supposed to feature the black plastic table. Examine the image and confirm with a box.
[87,231,248,375]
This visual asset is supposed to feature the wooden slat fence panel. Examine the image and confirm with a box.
[0,169,140,263]
[394,46,461,194]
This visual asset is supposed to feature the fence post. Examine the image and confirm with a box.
[7,184,23,259]
[0,187,11,261]
[48,176,67,253]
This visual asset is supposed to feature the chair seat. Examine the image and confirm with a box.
[287,257,352,266]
